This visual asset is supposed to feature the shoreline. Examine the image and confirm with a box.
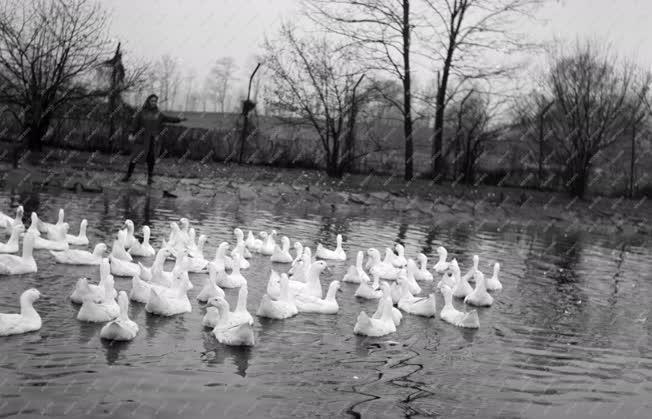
[1,147,650,239]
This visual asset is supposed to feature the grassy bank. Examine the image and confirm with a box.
[0,146,649,238]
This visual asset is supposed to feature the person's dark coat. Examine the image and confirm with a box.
[129,96,183,158]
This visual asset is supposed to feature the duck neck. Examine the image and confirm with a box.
[381,297,393,321]
[235,288,247,312]
[475,275,487,293]
[118,296,129,321]
[143,229,150,246]
[92,245,104,257]
[22,238,34,260]
[79,221,87,239]
[20,297,38,318]
[325,284,338,301]
[442,290,453,307]
[8,228,20,245]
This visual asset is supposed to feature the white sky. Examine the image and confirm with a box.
[105,0,652,104]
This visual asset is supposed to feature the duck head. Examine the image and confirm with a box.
[180,218,190,232]
[21,288,41,304]
[93,243,107,257]
[234,228,244,240]
[124,220,134,234]
[366,248,381,263]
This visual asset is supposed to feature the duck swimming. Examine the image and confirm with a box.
[128,226,155,257]
[100,291,139,341]
[0,288,42,336]
[354,295,396,337]
[315,234,346,261]
[51,243,107,265]
[464,271,494,307]
[439,285,479,328]
[0,232,37,275]
[0,224,24,254]
[66,219,89,246]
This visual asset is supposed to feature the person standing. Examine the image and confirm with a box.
[121,94,186,185]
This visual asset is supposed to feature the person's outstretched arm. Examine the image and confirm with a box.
[161,113,187,124]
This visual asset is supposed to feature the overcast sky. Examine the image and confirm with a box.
[105,0,652,101]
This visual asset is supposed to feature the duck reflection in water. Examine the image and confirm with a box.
[102,339,132,365]
[200,330,252,377]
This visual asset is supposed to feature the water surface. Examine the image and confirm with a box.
[0,187,651,418]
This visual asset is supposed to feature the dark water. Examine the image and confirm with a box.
[1,187,651,418]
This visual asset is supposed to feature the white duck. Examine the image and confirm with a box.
[464,271,494,307]
[196,263,226,302]
[404,260,423,295]
[291,241,304,266]
[66,219,89,246]
[288,247,313,282]
[230,284,255,325]
[256,273,298,319]
[219,254,247,289]
[250,231,264,253]
[51,243,107,265]
[128,226,155,257]
[100,291,139,341]
[353,296,396,337]
[0,205,23,233]
[109,254,140,277]
[201,306,221,328]
[212,242,234,272]
[462,254,480,283]
[295,280,340,314]
[0,232,37,275]
[25,212,42,237]
[439,285,480,328]
[485,262,502,291]
[397,277,437,317]
[414,253,434,281]
[342,251,370,284]
[137,248,168,283]
[315,233,346,261]
[389,282,402,305]
[437,261,458,290]
[234,228,252,258]
[366,248,400,280]
[270,236,293,263]
[244,230,256,250]
[374,282,403,326]
[186,235,210,273]
[119,220,137,250]
[266,270,306,299]
[70,259,117,304]
[230,240,250,270]
[354,272,382,300]
[211,297,255,346]
[40,208,65,239]
[77,288,120,323]
[0,223,24,254]
[299,260,328,299]
[433,246,450,273]
[390,243,408,268]
[145,276,193,316]
[260,230,277,256]
[110,230,132,261]
[451,259,473,299]
[0,288,42,336]
[34,222,70,251]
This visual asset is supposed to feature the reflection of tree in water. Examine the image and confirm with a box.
[395,222,408,248]
[508,230,591,377]
[315,214,351,248]
[421,225,439,255]
[199,330,252,378]
[14,189,40,221]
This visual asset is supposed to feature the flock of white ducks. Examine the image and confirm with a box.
[0,205,503,344]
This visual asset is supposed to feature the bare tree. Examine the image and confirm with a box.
[208,57,238,113]
[183,69,196,111]
[544,40,649,197]
[422,0,546,180]
[0,0,114,152]
[303,0,418,180]
[263,24,367,177]
[447,88,491,183]
[156,55,180,110]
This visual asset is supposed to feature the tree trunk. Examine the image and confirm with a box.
[402,0,413,181]
[433,50,453,182]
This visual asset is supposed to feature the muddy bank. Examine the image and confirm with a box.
[1,148,649,238]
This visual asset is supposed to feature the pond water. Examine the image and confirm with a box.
[0,186,651,418]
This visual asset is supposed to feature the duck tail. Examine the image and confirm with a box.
[461,310,480,328]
